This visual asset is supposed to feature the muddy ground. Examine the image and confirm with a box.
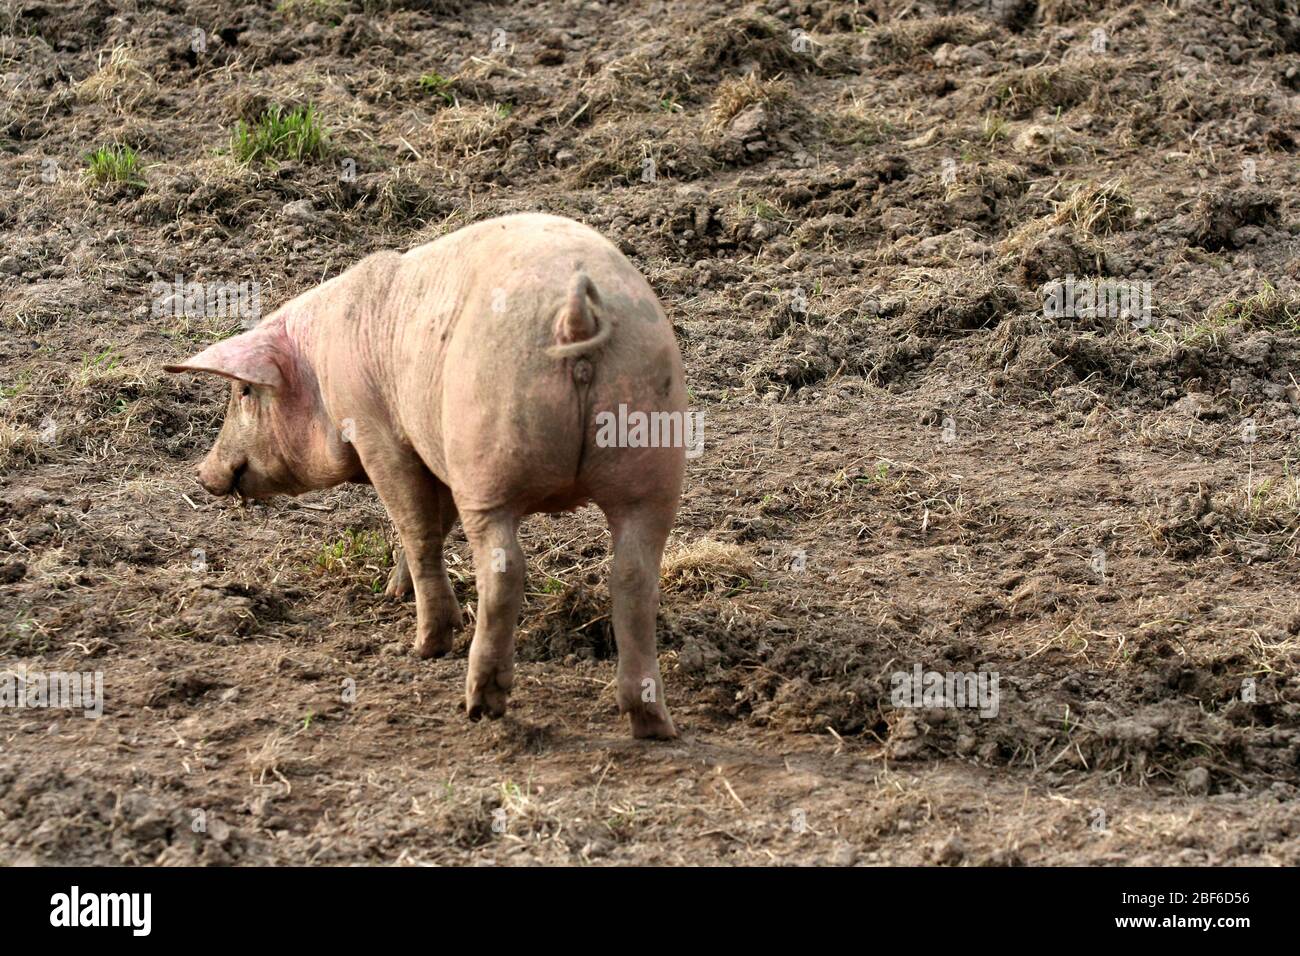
[2,0,1299,865]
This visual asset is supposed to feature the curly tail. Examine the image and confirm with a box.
[548,273,612,358]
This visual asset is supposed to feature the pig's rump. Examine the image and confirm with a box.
[419,214,686,518]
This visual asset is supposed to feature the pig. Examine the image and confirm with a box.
[165,214,686,738]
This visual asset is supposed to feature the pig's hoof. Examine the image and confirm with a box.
[412,602,462,658]
[465,673,510,721]
[413,625,456,659]
[383,563,413,601]
[626,704,678,740]
[413,634,452,659]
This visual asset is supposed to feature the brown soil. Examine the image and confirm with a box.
[2,0,1299,865]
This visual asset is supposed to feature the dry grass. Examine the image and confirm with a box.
[709,73,792,129]
[275,0,349,22]
[0,421,46,471]
[420,103,514,166]
[688,10,805,74]
[560,52,691,125]
[1054,178,1134,235]
[569,120,714,187]
[872,14,1000,60]
[820,91,900,147]
[0,283,81,333]
[485,780,572,846]
[839,460,1007,546]
[1220,466,1300,545]
[370,166,444,224]
[1139,465,1300,561]
[1036,0,1124,25]
[0,369,57,469]
[888,265,1021,335]
[73,45,154,108]
[1001,178,1133,255]
[245,730,312,788]
[987,64,1095,116]
[661,539,756,593]
[0,355,173,467]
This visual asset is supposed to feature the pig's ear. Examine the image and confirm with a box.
[164,328,285,388]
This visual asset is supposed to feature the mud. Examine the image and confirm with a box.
[1,0,1299,864]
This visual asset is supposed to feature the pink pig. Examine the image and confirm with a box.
[166,214,687,738]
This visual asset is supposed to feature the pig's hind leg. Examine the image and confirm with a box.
[459,508,525,720]
[600,496,679,740]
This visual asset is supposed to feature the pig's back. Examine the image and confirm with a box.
[405,212,671,359]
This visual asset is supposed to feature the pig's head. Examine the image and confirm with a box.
[165,320,361,499]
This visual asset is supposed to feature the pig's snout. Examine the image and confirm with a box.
[195,454,243,497]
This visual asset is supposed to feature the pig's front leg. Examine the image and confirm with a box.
[384,547,413,600]
[365,451,461,658]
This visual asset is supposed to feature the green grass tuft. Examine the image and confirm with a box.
[418,72,457,105]
[1205,282,1300,332]
[312,529,392,579]
[231,105,328,165]
[84,145,145,186]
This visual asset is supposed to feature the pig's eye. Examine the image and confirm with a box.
[240,385,252,398]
